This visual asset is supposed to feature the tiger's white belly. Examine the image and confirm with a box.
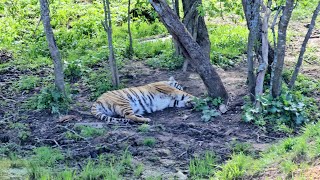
[129,94,172,115]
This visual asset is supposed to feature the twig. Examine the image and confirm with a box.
[0,94,17,103]
[56,125,88,141]
[32,16,42,38]
[36,138,62,149]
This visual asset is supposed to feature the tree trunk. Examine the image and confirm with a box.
[255,0,271,108]
[127,0,133,59]
[39,0,66,96]
[102,0,120,87]
[149,0,229,103]
[181,0,210,72]
[289,2,320,89]
[242,0,275,74]
[271,0,294,97]
[244,0,260,101]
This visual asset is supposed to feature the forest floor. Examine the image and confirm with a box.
[1,20,320,180]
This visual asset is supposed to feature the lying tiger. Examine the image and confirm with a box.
[91,77,195,124]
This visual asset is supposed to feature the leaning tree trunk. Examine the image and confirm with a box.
[271,0,294,97]
[289,2,320,89]
[181,0,211,72]
[102,0,120,87]
[149,0,229,103]
[39,0,66,96]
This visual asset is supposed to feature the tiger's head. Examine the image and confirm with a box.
[168,76,183,90]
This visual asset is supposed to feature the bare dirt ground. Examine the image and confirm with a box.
[0,58,283,179]
[0,22,319,180]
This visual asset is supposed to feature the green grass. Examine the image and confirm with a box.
[138,124,150,133]
[143,137,156,147]
[189,151,216,179]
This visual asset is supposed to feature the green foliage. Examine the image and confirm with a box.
[138,124,150,133]
[203,0,244,20]
[214,153,252,179]
[189,152,216,179]
[230,140,253,155]
[192,97,222,122]
[143,137,156,147]
[13,75,41,92]
[146,51,184,70]
[30,147,64,167]
[134,163,144,177]
[83,69,116,99]
[27,84,71,114]
[76,125,105,138]
[208,24,248,68]
[8,122,31,142]
[242,90,319,130]
[64,59,82,82]
[134,40,172,59]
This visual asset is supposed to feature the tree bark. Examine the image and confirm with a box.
[181,0,210,72]
[271,0,294,97]
[244,0,260,101]
[149,0,228,102]
[39,0,66,95]
[127,0,133,59]
[289,2,320,89]
[102,0,120,87]
[255,0,271,108]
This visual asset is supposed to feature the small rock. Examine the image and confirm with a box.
[156,148,171,157]
[159,159,175,166]
[219,104,228,114]
[157,135,172,142]
[175,171,188,180]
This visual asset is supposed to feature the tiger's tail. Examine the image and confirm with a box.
[91,102,131,124]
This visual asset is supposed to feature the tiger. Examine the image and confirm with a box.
[91,77,195,124]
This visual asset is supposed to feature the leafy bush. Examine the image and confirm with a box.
[64,59,82,82]
[27,84,71,114]
[14,75,41,92]
[192,97,222,122]
[242,90,319,130]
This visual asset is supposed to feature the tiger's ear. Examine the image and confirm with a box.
[169,76,175,82]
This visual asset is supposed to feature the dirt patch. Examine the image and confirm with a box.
[0,61,282,178]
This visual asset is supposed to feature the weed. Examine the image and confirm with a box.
[189,151,216,179]
[146,51,184,70]
[134,163,144,177]
[138,124,150,133]
[143,137,156,147]
[230,140,253,155]
[75,125,105,138]
[192,97,222,122]
[13,75,41,92]
[26,84,71,114]
[242,89,319,131]
[31,147,64,167]
[214,153,252,179]
[8,122,31,142]
[64,59,82,82]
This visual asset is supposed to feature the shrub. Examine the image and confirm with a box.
[242,90,319,130]
[192,97,222,122]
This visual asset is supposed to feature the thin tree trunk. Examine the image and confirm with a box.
[289,2,320,89]
[181,0,210,72]
[149,0,229,103]
[245,0,260,101]
[255,0,271,108]
[102,0,120,87]
[127,0,133,59]
[271,0,294,97]
[39,0,66,96]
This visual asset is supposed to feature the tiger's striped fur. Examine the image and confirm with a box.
[91,77,195,124]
